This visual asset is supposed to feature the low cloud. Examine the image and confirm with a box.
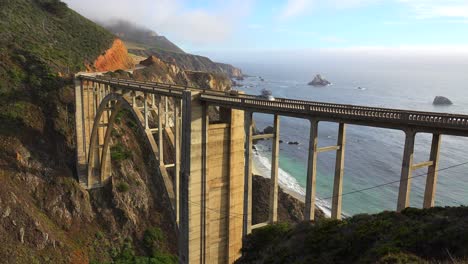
[63,0,252,45]
[398,0,468,19]
[279,0,314,19]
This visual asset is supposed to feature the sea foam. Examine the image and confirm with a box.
[253,144,332,217]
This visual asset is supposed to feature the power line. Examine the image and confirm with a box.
[321,161,468,202]
[185,160,468,220]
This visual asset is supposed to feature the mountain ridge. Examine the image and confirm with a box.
[102,19,243,78]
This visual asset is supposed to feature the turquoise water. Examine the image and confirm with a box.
[233,53,468,216]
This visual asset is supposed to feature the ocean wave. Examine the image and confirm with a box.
[253,144,332,217]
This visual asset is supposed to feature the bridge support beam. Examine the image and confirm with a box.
[144,93,149,129]
[305,119,319,221]
[158,96,164,164]
[269,115,280,224]
[331,123,347,220]
[228,107,246,263]
[423,134,441,208]
[397,130,416,212]
[243,112,253,236]
[75,78,87,186]
[174,99,181,224]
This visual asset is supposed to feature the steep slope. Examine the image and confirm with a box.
[0,0,176,263]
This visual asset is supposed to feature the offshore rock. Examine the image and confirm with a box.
[433,96,453,105]
[308,74,331,86]
[263,126,274,134]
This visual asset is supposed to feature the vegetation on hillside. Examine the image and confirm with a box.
[238,206,468,264]
[0,1,178,263]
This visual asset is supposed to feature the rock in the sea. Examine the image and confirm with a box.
[263,126,274,134]
[231,80,241,87]
[433,96,453,105]
[288,141,299,145]
[308,74,331,86]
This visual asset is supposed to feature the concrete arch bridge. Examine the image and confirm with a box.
[74,74,468,263]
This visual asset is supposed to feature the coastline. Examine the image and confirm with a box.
[251,161,306,204]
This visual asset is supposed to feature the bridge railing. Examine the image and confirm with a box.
[200,93,468,130]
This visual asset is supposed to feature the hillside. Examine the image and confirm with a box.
[238,206,468,263]
[131,48,243,78]
[102,19,243,78]
[104,20,185,54]
[0,0,177,263]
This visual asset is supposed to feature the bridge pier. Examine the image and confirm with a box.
[332,123,347,220]
[305,119,319,221]
[269,115,280,224]
[397,130,416,212]
[243,112,253,236]
[423,134,441,208]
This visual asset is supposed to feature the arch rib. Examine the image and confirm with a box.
[87,92,176,222]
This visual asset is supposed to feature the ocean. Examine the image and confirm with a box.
[222,51,468,217]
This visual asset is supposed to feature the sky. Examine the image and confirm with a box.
[63,0,468,55]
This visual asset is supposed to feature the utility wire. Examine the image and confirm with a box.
[185,160,468,220]
[321,161,468,202]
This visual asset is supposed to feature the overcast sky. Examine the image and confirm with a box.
[63,0,468,55]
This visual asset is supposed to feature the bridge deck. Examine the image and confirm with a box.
[79,75,468,136]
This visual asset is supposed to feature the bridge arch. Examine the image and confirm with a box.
[86,92,177,222]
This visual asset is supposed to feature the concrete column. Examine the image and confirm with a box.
[74,78,87,186]
[243,112,253,236]
[304,119,319,221]
[132,92,136,107]
[86,81,92,154]
[144,93,149,129]
[174,99,180,224]
[179,91,206,264]
[228,107,246,263]
[269,115,280,223]
[331,123,347,220]
[423,134,441,208]
[201,101,209,264]
[397,130,416,212]
[158,96,164,164]
[165,96,169,128]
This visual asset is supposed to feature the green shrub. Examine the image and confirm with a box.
[116,182,130,193]
[143,227,164,256]
[111,143,131,161]
[36,0,68,16]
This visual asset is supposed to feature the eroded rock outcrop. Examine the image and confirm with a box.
[308,74,331,86]
[134,56,232,91]
[93,39,134,72]
[433,96,453,105]
[252,175,324,224]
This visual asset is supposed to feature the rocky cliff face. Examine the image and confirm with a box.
[92,39,134,72]
[252,175,324,224]
[131,48,243,78]
[132,55,232,91]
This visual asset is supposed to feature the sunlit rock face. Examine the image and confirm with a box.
[93,39,134,72]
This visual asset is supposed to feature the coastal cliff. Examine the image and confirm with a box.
[131,48,243,78]
[252,175,324,224]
